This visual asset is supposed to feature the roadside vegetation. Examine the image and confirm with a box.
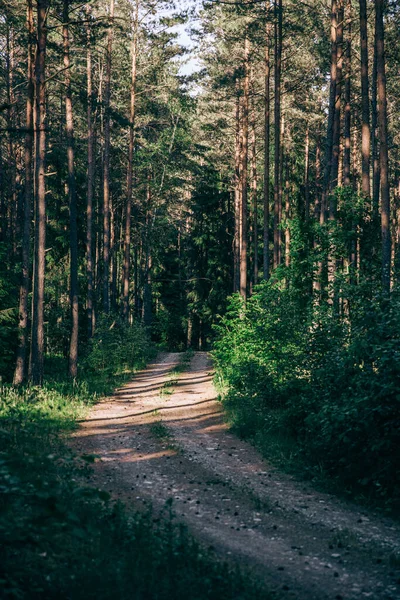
[213,281,400,513]
[0,326,264,600]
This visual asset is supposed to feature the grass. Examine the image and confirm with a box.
[0,351,267,600]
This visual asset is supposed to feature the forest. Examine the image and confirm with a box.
[1,0,400,598]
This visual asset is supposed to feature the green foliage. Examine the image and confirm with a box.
[0,357,265,600]
[214,284,400,508]
[83,317,155,377]
[0,244,18,380]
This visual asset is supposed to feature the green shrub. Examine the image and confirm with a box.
[214,284,400,506]
[83,316,155,377]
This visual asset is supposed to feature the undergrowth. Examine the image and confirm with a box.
[0,333,265,599]
[213,285,400,512]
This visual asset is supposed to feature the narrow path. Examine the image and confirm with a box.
[70,352,400,600]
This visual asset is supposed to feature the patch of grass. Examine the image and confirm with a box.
[0,353,268,600]
[150,419,171,440]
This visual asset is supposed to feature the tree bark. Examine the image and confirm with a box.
[321,0,337,224]
[251,85,258,286]
[86,5,95,338]
[103,0,114,313]
[63,0,79,378]
[14,0,34,385]
[330,0,343,198]
[263,17,271,280]
[30,0,48,385]
[375,0,390,293]
[359,0,371,198]
[123,0,138,321]
[234,79,241,292]
[371,28,380,219]
[240,35,250,300]
[304,125,310,220]
[343,0,352,187]
[273,0,282,268]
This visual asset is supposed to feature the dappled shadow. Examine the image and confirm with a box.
[83,398,219,423]
[113,375,213,398]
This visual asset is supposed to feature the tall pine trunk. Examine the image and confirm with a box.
[321,0,338,223]
[273,0,282,268]
[63,0,79,378]
[263,17,271,280]
[123,1,138,321]
[86,5,95,337]
[14,0,34,385]
[30,0,48,385]
[239,35,250,300]
[103,0,114,313]
[343,0,352,187]
[375,0,390,293]
[359,0,371,199]
[234,79,241,293]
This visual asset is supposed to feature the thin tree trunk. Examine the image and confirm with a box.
[86,5,95,338]
[321,0,338,224]
[240,35,250,300]
[123,0,138,320]
[234,80,241,292]
[103,0,114,313]
[343,0,352,187]
[375,0,390,293]
[14,0,34,385]
[304,125,310,220]
[273,0,282,268]
[30,0,48,385]
[371,29,380,220]
[359,0,371,199]
[63,0,79,378]
[250,85,258,286]
[314,133,322,221]
[263,17,271,280]
[285,154,290,268]
[330,0,343,198]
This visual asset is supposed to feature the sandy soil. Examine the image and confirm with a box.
[70,352,400,600]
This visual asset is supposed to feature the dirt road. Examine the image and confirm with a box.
[70,352,400,600]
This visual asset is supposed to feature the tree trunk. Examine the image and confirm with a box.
[371,29,380,220]
[86,5,95,338]
[343,0,352,187]
[359,0,371,198]
[63,0,79,378]
[251,88,258,286]
[330,0,343,198]
[375,0,390,293]
[240,35,250,300]
[263,17,271,280]
[273,0,282,268]
[321,0,338,224]
[103,0,114,313]
[285,154,290,268]
[234,79,241,292]
[14,0,34,385]
[123,1,138,320]
[30,0,48,385]
[304,125,310,220]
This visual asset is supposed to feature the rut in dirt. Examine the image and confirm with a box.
[71,352,400,600]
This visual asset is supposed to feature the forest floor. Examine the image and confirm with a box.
[70,352,400,600]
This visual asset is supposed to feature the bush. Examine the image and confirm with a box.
[83,316,155,377]
[213,284,400,507]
